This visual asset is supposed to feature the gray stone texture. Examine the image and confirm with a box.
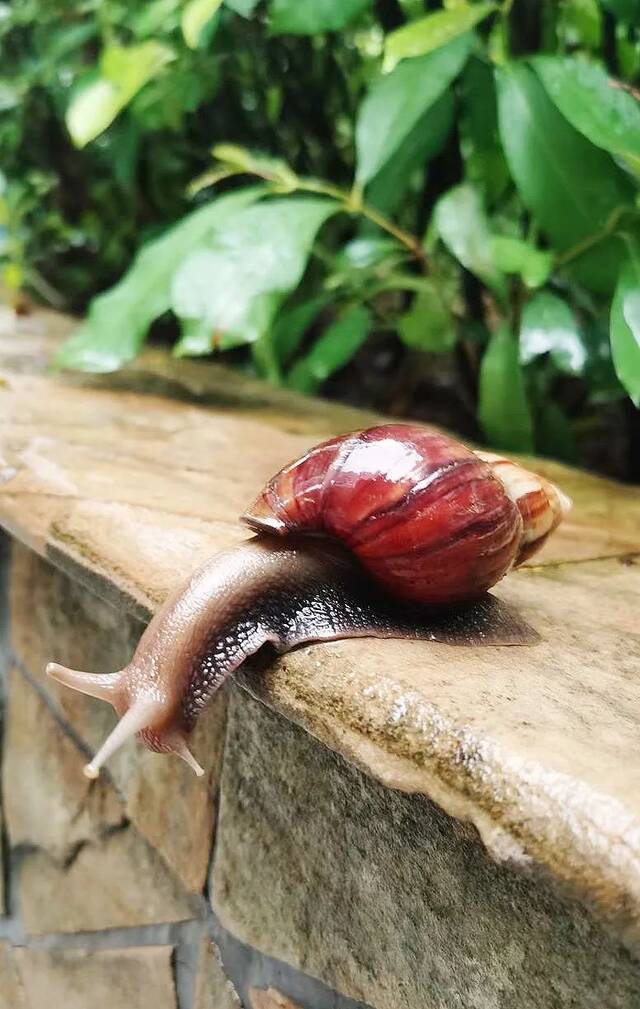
[212,687,640,1009]
[194,939,242,1009]
[3,665,197,934]
[9,543,225,895]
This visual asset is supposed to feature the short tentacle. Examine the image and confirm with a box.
[166,734,205,777]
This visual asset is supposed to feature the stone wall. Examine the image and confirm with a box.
[1,534,639,1008]
[0,537,371,1009]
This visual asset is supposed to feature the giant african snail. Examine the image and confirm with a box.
[46,424,571,779]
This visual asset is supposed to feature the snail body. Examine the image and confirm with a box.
[46,425,570,778]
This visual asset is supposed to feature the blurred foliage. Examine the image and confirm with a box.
[1,0,640,475]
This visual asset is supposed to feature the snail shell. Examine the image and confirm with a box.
[245,425,570,605]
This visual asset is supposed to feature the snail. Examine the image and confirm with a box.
[46,424,570,779]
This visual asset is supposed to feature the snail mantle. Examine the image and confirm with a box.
[1,303,640,1009]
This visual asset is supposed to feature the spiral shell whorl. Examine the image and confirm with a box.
[244,425,529,605]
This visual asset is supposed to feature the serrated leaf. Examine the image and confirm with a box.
[384,2,495,72]
[287,306,371,393]
[355,35,471,186]
[534,56,640,176]
[610,257,640,404]
[479,326,534,452]
[270,0,371,34]
[490,236,553,288]
[55,188,262,372]
[171,198,339,351]
[397,284,456,352]
[520,291,586,374]
[434,183,506,297]
[496,62,635,294]
[66,41,174,147]
[182,0,223,48]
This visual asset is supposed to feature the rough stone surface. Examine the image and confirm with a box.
[0,942,26,1009]
[3,666,196,933]
[12,946,177,1009]
[241,555,640,940]
[249,988,304,1009]
[213,688,640,1009]
[9,543,224,892]
[194,939,242,1009]
[1,303,640,975]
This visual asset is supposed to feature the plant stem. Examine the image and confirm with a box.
[555,207,628,267]
[295,177,428,269]
[232,164,429,271]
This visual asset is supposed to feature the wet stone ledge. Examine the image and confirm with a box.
[0,304,639,1007]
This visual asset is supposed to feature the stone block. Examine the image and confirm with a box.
[249,988,304,1009]
[3,666,195,933]
[0,942,27,1009]
[10,543,224,892]
[12,947,177,1009]
[211,688,640,1009]
[194,939,241,1009]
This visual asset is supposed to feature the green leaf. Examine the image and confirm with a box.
[496,62,635,294]
[365,91,454,215]
[478,326,534,452]
[66,41,174,147]
[598,0,640,22]
[535,399,577,464]
[520,291,586,374]
[171,198,339,350]
[459,56,509,204]
[174,317,216,357]
[557,0,602,50]
[55,188,263,372]
[490,236,553,288]
[131,0,181,38]
[182,0,223,48]
[271,295,329,364]
[66,78,124,149]
[101,41,175,88]
[397,284,456,352]
[383,3,495,72]
[287,306,371,394]
[211,144,298,190]
[270,0,371,34]
[355,35,471,186]
[225,0,259,14]
[337,238,403,271]
[533,56,640,176]
[434,183,506,297]
[610,257,640,404]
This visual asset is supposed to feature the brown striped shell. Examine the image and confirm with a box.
[243,424,570,606]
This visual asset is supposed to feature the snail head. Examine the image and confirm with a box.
[45,661,204,780]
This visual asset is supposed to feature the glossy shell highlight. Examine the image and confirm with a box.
[243,424,524,605]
